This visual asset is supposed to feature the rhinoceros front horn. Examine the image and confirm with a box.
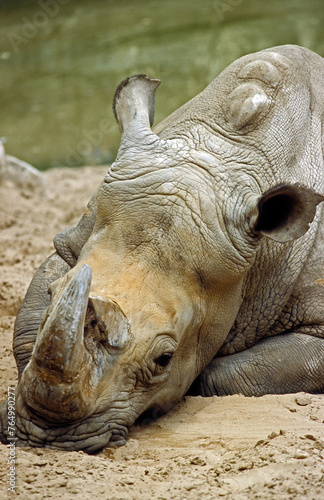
[20,265,98,421]
[33,264,92,380]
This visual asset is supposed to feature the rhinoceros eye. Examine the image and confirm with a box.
[154,352,173,369]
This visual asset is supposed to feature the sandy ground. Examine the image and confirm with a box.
[0,165,323,500]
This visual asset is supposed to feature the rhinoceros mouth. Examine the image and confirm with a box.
[0,393,128,453]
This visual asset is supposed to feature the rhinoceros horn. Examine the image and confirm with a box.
[19,265,93,420]
[32,264,92,382]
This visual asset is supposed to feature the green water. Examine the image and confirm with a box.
[1,0,324,169]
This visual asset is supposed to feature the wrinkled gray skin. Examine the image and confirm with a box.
[1,45,324,453]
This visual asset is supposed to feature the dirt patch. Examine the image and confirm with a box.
[0,166,323,499]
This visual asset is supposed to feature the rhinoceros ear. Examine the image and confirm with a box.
[252,184,324,243]
[113,74,161,134]
[54,184,100,266]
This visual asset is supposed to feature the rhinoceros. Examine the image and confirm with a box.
[1,44,324,453]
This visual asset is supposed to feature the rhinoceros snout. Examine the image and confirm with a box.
[19,264,131,424]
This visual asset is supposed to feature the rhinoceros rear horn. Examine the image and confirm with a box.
[113,74,161,134]
[88,295,131,349]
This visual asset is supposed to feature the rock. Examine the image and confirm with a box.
[295,449,309,459]
[0,140,5,174]
[304,434,316,441]
[0,140,45,193]
[5,155,45,193]
[295,395,312,406]
[189,456,207,466]
[237,460,254,471]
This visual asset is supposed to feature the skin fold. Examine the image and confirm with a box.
[0,45,324,453]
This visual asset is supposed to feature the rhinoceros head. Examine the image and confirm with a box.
[3,51,324,453]
[12,77,231,452]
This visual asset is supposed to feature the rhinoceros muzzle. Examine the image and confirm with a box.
[20,264,131,423]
